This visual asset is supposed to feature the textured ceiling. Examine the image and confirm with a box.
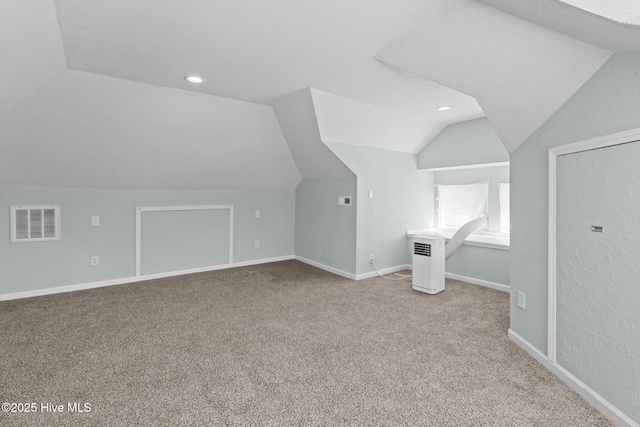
[478,0,640,52]
[53,0,483,139]
[559,0,640,26]
[376,1,612,152]
[2,0,639,189]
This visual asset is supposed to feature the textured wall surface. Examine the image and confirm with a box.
[0,185,295,296]
[556,142,640,423]
[510,53,640,354]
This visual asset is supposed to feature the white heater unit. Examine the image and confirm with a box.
[412,235,445,295]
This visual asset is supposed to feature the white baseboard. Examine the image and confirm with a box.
[445,272,509,292]
[508,329,639,427]
[293,256,356,280]
[0,255,294,301]
[356,264,412,280]
[293,257,412,281]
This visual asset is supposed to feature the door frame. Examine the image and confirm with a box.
[135,205,234,278]
[547,127,640,362]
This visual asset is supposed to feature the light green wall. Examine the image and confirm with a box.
[140,209,231,275]
[511,53,640,379]
[326,143,434,275]
[0,185,295,295]
[435,166,510,286]
[294,177,357,274]
[556,142,640,422]
[446,245,509,285]
[418,117,508,170]
[435,165,509,233]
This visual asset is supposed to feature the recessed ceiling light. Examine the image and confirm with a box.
[185,75,205,84]
[437,106,451,111]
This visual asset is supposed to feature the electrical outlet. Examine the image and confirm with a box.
[255,240,260,248]
[255,210,260,218]
[91,216,100,226]
[517,291,525,309]
[369,253,375,264]
[91,256,99,266]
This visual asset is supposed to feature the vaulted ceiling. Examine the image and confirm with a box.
[2,0,639,190]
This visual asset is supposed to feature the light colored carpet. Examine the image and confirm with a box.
[0,260,612,426]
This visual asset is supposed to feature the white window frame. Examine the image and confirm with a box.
[10,205,61,243]
[499,183,510,234]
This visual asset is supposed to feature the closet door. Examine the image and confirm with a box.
[556,141,640,421]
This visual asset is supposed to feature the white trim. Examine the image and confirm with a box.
[509,329,639,427]
[548,127,640,363]
[548,148,558,362]
[135,205,234,277]
[0,256,294,301]
[357,264,412,280]
[549,128,640,157]
[420,161,509,172]
[406,229,509,251]
[445,272,509,292]
[292,258,413,281]
[293,256,356,280]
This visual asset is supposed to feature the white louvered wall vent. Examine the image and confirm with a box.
[11,205,60,243]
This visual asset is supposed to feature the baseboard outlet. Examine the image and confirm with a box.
[293,256,356,280]
[508,329,639,427]
[0,255,295,301]
[357,264,412,280]
[445,272,509,292]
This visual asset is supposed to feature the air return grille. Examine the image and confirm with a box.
[11,205,60,243]
[414,242,431,257]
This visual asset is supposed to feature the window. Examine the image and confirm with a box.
[436,180,488,229]
[499,183,510,233]
[11,205,60,243]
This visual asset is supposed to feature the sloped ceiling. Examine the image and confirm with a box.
[1,71,301,190]
[311,88,449,154]
[375,1,613,153]
[2,0,640,190]
[477,0,640,52]
[0,0,65,112]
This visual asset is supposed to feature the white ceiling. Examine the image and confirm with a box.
[559,0,640,26]
[477,0,640,52]
[375,1,612,153]
[53,0,484,127]
[2,0,640,189]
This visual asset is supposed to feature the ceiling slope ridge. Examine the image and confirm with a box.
[273,88,354,179]
[476,0,640,52]
[375,1,612,153]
